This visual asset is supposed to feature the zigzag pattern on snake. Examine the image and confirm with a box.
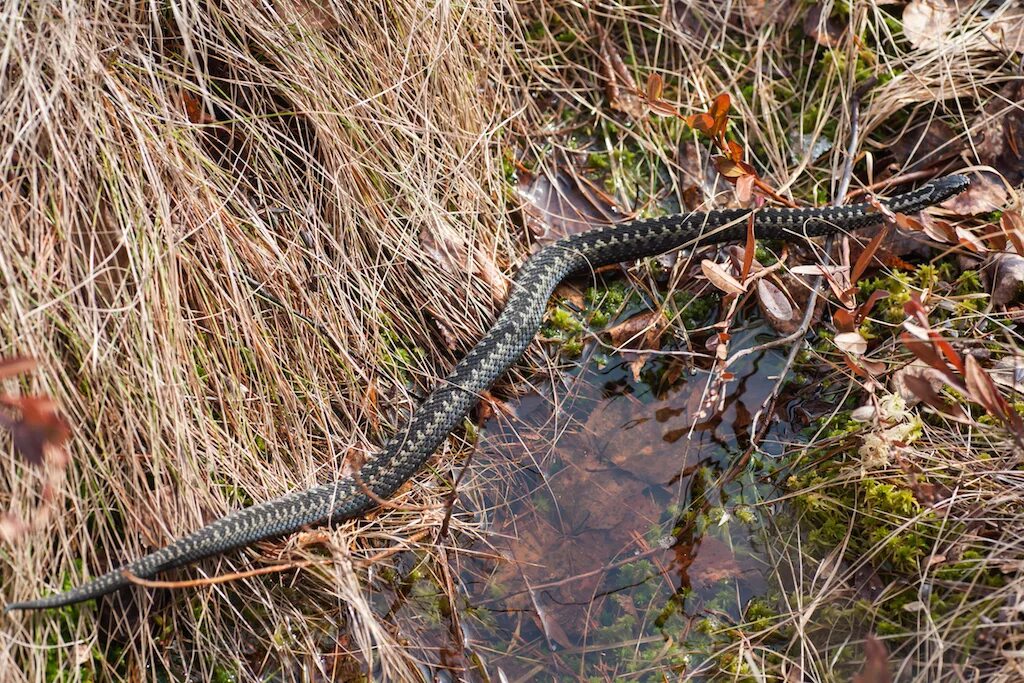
[6,174,970,611]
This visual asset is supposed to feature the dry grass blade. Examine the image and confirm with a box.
[1,1,522,679]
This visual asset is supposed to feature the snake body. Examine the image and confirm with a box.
[6,174,970,611]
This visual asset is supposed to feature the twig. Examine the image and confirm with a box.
[121,529,432,590]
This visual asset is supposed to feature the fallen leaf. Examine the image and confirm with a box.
[598,27,645,119]
[517,167,627,243]
[701,259,746,295]
[756,279,797,334]
[903,0,959,50]
[676,536,746,589]
[804,3,844,47]
[419,223,509,301]
[852,635,892,683]
[0,394,71,468]
[915,213,958,243]
[852,226,889,284]
[964,354,1017,428]
[943,172,1009,216]
[986,252,1024,306]
[835,331,868,356]
[606,310,669,349]
[892,360,947,405]
[985,8,1024,54]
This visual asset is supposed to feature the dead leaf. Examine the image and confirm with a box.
[701,259,745,295]
[517,167,627,243]
[964,354,1016,428]
[0,394,70,468]
[852,635,892,683]
[676,536,746,589]
[852,226,889,284]
[419,223,509,301]
[903,0,959,50]
[606,310,669,349]
[985,8,1024,54]
[943,172,1009,216]
[804,3,844,47]
[915,213,958,244]
[892,360,947,405]
[756,279,797,334]
[598,27,645,119]
[835,331,868,356]
[986,252,1024,307]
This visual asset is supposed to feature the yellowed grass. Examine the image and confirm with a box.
[1,0,524,679]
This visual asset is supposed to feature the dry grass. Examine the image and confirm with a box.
[1,0,524,679]
[3,0,1024,680]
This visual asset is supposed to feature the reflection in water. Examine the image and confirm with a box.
[434,317,802,681]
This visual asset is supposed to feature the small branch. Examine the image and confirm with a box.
[121,529,432,591]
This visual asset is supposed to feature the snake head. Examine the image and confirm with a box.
[888,174,972,214]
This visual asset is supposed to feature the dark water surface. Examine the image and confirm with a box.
[395,316,810,681]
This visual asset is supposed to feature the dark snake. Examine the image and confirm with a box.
[6,174,970,611]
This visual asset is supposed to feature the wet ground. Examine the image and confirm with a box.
[386,310,815,681]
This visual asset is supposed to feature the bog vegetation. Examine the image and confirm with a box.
[3,0,1024,681]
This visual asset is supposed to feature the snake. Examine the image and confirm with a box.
[6,174,970,612]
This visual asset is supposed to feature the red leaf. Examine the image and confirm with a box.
[741,213,756,281]
[851,226,889,284]
[833,308,857,332]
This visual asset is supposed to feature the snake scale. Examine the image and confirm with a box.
[6,174,970,612]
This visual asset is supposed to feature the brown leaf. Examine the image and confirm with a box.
[833,308,857,333]
[852,635,892,683]
[606,310,669,349]
[1002,212,1024,256]
[803,3,844,47]
[903,0,959,50]
[852,226,889,284]
[756,279,797,334]
[676,536,745,589]
[701,259,746,295]
[943,172,1009,216]
[900,370,966,420]
[419,224,509,302]
[0,395,71,468]
[964,355,1013,425]
[645,72,663,102]
[955,226,987,254]
[517,167,627,243]
[598,29,645,119]
[916,213,958,243]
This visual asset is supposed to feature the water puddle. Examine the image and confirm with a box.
[447,313,806,680]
